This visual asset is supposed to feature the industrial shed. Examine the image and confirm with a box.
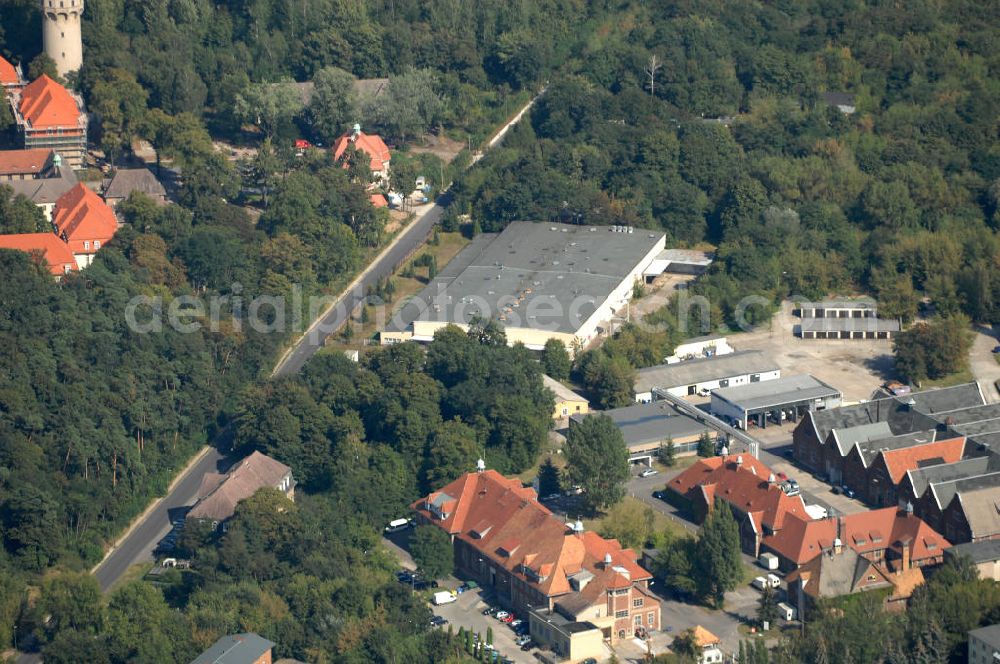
[798,317,900,340]
[711,374,843,430]
[570,401,713,463]
[633,350,781,402]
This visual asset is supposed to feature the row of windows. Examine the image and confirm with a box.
[632,612,657,626]
[83,240,100,251]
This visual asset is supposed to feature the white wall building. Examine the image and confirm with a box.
[665,334,733,364]
[633,350,781,402]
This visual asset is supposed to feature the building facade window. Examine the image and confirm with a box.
[83,240,90,250]
[634,615,642,626]
[648,612,655,626]
[632,598,643,608]
[614,610,628,619]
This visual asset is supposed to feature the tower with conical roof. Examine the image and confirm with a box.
[41,0,84,77]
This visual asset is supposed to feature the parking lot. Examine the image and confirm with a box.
[430,587,553,664]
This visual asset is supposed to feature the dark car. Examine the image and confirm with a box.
[841,486,856,499]
[430,616,448,627]
[520,641,537,651]
[830,486,841,495]
[993,346,1000,354]
[412,579,439,591]
[652,490,667,501]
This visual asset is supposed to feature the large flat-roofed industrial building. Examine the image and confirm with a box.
[570,400,714,463]
[380,222,666,351]
[711,374,843,430]
[633,350,781,402]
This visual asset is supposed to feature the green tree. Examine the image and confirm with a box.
[27,53,59,82]
[0,187,48,233]
[893,316,973,384]
[697,432,715,458]
[564,414,630,512]
[537,457,561,497]
[670,629,700,660]
[106,582,193,663]
[580,353,636,409]
[758,585,779,628]
[467,316,507,346]
[693,499,744,607]
[38,572,104,636]
[90,68,149,163]
[410,525,454,580]
[308,66,358,143]
[658,437,677,467]
[422,419,480,492]
[234,79,305,138]
[541,338,571,380]
[377,68,443,144]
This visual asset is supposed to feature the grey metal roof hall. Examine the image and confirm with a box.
[190,633,274,664]
[570,401,708,447]
[385,222,664,335]
[968,623,1000,651]
[634,350,779,394]
[945,538,1000,565]
[712,374,841,413]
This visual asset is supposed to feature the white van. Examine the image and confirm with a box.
[433,591,457,605]
[385,518,413,534]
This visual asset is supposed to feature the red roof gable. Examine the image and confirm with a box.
[0,55,19,86]
[669,455,811,531]
[53,183,118,254]
[0,232,77,276]
[333,130,391,172]
[881,437,965,484]
[0,149,52,176]
[19,75,81,129]
[413,470,651,599]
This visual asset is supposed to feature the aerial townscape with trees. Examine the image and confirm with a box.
[0,0,999,662]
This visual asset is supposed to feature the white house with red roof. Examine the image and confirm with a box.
[332,124,391,184]
[52,183,118,268]
[0,232,77,279]
[10,74,87,168]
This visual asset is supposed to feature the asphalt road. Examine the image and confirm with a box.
[92,448,227,592]
[272,193,450,377]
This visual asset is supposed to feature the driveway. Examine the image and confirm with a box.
[969,324,1000,403]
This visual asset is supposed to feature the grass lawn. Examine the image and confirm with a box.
[330,231,470,350]
[919,366,975,389]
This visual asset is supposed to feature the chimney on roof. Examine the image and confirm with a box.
[767,473,776,485]
[604,553,613,568]
[904,501,914,517]
[351,123,361,140]
[572,518,584,535]
[720,446,729,457]
[736,455,743,467]
[476,458,486,473]
[900,538,912,571]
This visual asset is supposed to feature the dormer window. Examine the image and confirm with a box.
[84,240,90,250]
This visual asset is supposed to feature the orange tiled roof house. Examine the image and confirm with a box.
[413,469,660,653]
[332,124,391,185]
[52,183,118,268]
[9,74,87,169]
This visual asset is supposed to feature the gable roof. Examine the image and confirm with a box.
[6,164,77,204]
[669,455,811,532]
[187,451,292,522]
[765,507,949,566]
[787,546,886,598]
[0,148,52,176]
[0,55,20,86]
[955,486,1000,540]
[904,456,996,500]
[18,75,82,129]
[831,421,894,456]
[413,470,651,600]
[543,374,587,404]
[190,633,275,664]
[333,130,391,172]
[52,183,118,254]
[880,436,966,484]
[0,233,77,276]
[929,470,1000,511]
[692,625,720,647]
[103,168,166,200]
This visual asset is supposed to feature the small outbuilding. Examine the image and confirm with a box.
[710,374,842,430]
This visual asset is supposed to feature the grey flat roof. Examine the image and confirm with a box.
[945,539,1000,564]
[800,317,900,333]
[655,249,714,266]
[969,623,1000,650]
[634,350,779,394]
[571,401,709,447]
[799,298,876,310]
[385,222,664,335]
[712,374,841,413]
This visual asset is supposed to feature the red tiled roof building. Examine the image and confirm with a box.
[52,183,118,267]
[332,125,391,183]
[12,75,87,168]
[413,469,660,648]
[0,232,77,278]
[0,55,24,94]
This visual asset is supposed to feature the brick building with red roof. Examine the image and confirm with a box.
[10,75,87,168]
[332,125,391,183]
[841,434,966,507]
[52,183,118,268]
[413,468,659,651]
[0,148,57,181]
[0,232,77,278]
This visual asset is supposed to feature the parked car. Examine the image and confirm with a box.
[652,490,667,501]
[514,622,530,636]
[495,611,510,621]
[639,468,658,478]
[430,616,449,627]
[509,619,523,629]
[993,346,1000,354]
[830,486,841,495]
[501,613,515,624]
[411,579,439,591]
[515,635,532,646]
[841,486,856,499]
[781,479,801,497]
[521,641,537,651]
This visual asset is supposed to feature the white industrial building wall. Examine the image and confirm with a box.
[635,369,782,404]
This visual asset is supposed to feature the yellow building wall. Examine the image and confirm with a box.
[567,629,606,663]
[554,399,589,420]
